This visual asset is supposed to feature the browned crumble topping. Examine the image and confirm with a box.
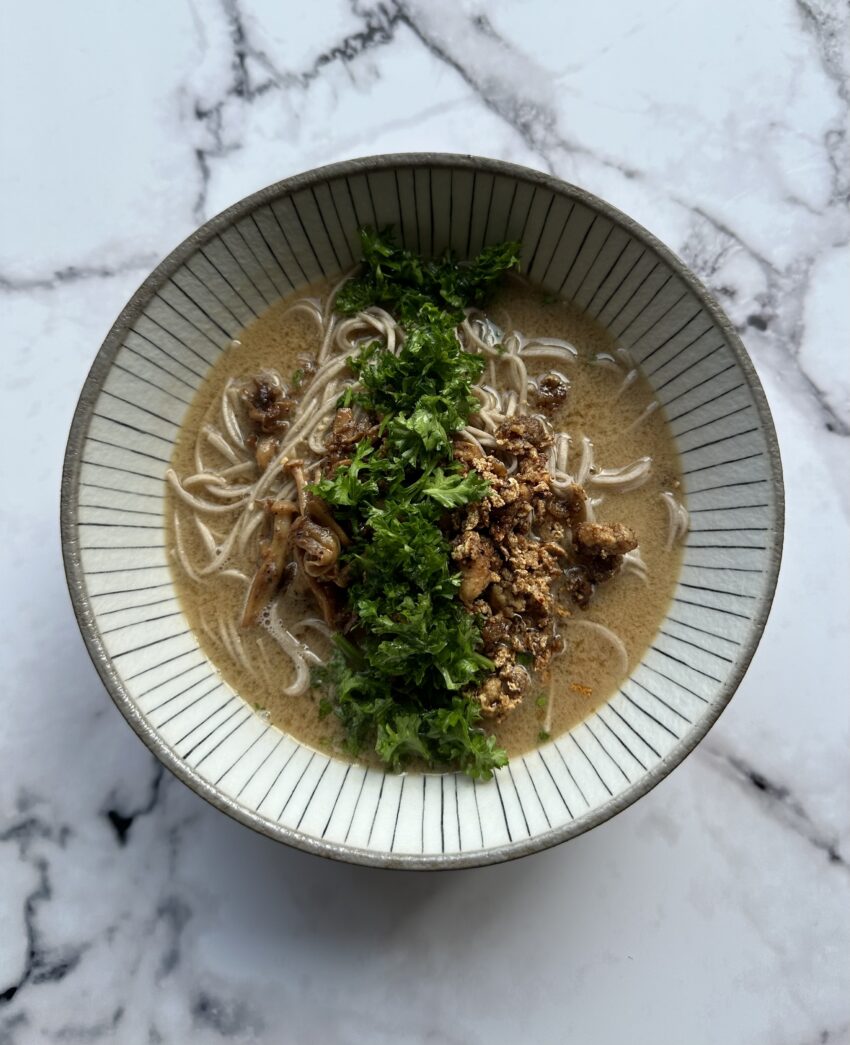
[242,382,640,727]
[450,416,638,719]
[534,372,570,413]
[573,520,638,579]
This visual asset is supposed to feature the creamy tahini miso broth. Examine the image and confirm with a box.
[165,255,685,774]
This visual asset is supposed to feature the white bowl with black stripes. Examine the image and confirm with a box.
[61,154,783,869]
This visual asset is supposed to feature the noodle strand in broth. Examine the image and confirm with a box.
[166,255,685,770]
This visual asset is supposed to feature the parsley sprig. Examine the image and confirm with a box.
[336,227,520,324]
[311,229,519,778]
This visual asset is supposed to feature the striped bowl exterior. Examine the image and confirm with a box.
[61,154,783,869]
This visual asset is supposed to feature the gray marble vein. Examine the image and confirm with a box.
[0,257,160,295]
[700,742,849,872]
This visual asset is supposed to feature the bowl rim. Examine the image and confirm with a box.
[60,152,785,870]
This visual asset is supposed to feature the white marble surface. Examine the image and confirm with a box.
[1,1,848,1041]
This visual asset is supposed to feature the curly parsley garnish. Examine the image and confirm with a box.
[312,229,520,779]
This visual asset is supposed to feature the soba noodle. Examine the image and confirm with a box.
[166,275,687,759]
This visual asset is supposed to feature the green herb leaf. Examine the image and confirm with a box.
[336,228,520,324]
[420,468,491,509]
[310,228,521,778]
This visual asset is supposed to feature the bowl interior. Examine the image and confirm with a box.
[62,155,783,868]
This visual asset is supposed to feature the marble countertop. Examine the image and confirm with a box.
[1,1,848,1041]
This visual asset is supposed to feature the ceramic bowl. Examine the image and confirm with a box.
[61,154,783,868]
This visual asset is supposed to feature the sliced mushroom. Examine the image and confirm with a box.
[292,517,340,578]
[294,547,342,626]
[240,499,299,628]
[286,459,309,514]
[306,496,350,547]
[254,434,280,470]
[242,376,295,434]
